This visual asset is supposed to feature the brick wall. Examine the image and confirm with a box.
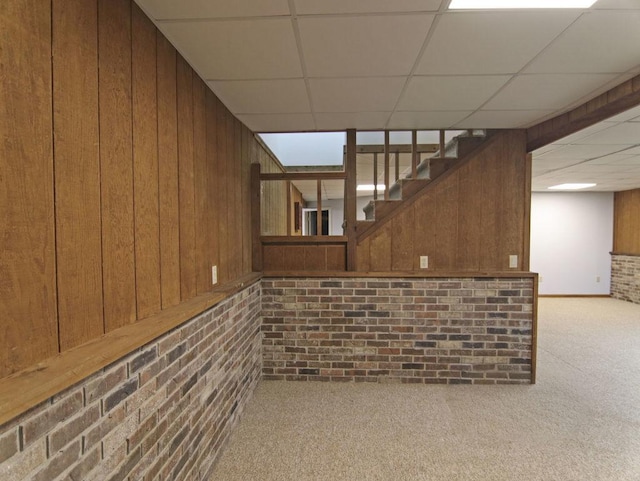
[0,281,261,481]
[611,254,640,305]
[262,277,535,385]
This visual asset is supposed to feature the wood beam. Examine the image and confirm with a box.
[526,73,640,152]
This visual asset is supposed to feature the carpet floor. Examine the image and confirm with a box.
[210,298,640,481]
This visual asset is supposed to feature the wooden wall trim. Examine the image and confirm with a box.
[526,73,640,152]
[261,236,348,244]
[0,273,261,427]
[262,271,538,279]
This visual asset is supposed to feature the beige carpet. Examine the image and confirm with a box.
[210,298,640,481]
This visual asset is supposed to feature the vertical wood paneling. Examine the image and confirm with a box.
[206,90,219,280]
[412,192,436,270]
[456,162,482,271]
[242,127,251,273]
[357,131,529,273]
[193,78,210,294]
[391,208,414,270]
[216,104,229,283]
[177,56,196,300]
[233,119,243,279]
[156,33,180,309]
[433,178,459,270]
[52,0,103,349]
[0,0,57,377]
[356,238,371,272]
[614,188,640,254]
[2,0,284,378]
[132,4,161,318]
[225,114,236,281]
[370,224,392,271]
[501,131,527,270]
[98,0,136,331]
[479,146,502,270]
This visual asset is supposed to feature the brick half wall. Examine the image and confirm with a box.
[611,254,640,305]
[0,281,261,481]
[262,277,535,385]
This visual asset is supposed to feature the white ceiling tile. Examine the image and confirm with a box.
[604,104,640,122]
[525,11,640,74]
[298,15,434,77]
[416,12,579,75]
[136,0,290,19]
[484,74,617,110]
[315,112,392,131]
[575,122,640,145]
[536,143,632,160]
[581,153,638,164]
[237,113,316,132]
[159,19,302,79]
[593,0,640,9]
[456,110,554,129]
[294,0,441,15]
[209,79,310,114]
[398,75,510,111]
[552,121,617,144]
[310,77,405,113]
[387,111,472,129]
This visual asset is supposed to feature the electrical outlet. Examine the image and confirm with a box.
[212,265,218,285]
[509,255,518,269]
[596,276,600,283]
[420,256,429,269]
[539,276,543,283]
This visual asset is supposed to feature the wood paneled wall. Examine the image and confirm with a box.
[356,130,531,272]
[259,161,289,236]
[290,184,306,236]
[0,0,274,378]
[614,188,640,255]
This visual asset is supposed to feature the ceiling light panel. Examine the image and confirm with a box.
[398,75,510,111]
[294,0,441,14]
[525,11,640,74]
[136,0,290,20]
[417,12,579,75]
[208,79,311,114]
[159,19,302,79]
[298,15,434,77]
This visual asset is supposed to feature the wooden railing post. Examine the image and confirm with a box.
[345,129,357,271]
[411,130,418,179]
[251,163,262,271]
[384,131,390,201]
[316,179,322,236]
[373,152,378,200]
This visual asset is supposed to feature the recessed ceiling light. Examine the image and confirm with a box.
[548,183,596,190]
[357,184,386,191]
[449,0,597,9]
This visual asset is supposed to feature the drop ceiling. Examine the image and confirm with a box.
[135,0,640,192]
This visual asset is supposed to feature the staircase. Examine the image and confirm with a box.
[357,130,489,241]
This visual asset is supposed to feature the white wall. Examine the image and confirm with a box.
[530,192,613,295]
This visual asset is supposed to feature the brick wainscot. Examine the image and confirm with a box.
[611,254,640,305]
[262,276,537,385]
[0,281,261,481]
